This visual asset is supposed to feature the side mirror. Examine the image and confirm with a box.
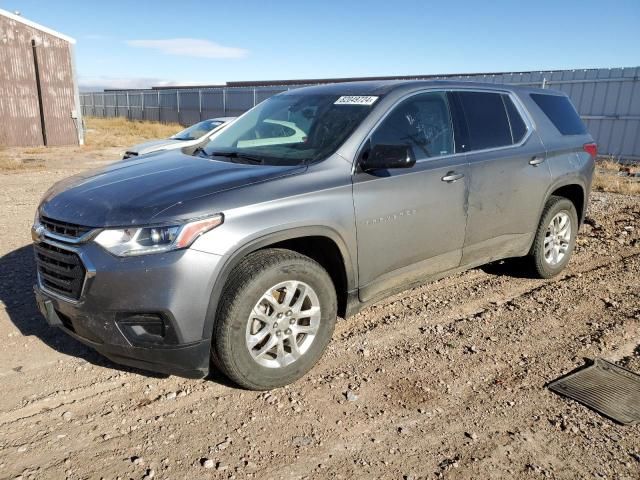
[360,143,416,172]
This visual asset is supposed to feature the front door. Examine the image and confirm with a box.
[352,91,469,303]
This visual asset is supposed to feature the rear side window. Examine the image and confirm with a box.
[457,92,512,150]
[503,95,527,143]
[530,93,586,135]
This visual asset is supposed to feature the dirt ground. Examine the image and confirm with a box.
[0,145,639,480]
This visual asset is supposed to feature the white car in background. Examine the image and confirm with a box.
[122,117,236,159]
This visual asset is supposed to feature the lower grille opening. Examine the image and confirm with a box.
[55,309,75,332]
[116,313,179,346]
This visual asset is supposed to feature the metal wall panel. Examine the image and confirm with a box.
[158,90,178,123]
[81,67,640,159]
[142,91,159,122]
[128,92,143,120]
[201,89,225,118]
[255,87,288,104]
[0,14,79,146]
[36,37,78,146]
[1,16,44,145]
[115,92,128,118]
[177,90,200,125]
[224,89,254,116]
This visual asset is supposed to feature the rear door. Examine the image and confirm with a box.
[352,91,469,302]
[451,90,551,266]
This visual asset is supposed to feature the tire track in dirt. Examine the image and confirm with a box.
[258,251,640,478]
[1,164,639,480]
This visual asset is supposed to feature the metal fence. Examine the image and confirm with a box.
[81,67,640,160]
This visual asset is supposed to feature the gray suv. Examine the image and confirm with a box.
[32,81,596,389]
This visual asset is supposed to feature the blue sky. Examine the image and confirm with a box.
[3,0,639,90]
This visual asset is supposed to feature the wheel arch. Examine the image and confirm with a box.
[540,178,588,226]
[202,226,355,340]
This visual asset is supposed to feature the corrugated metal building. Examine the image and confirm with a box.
[0,9,82,147]
[82,67,640,160]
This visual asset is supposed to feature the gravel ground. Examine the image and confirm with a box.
[0,154,639,480]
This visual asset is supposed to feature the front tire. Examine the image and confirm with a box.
[528,195,578,278]
[213,248,337,390]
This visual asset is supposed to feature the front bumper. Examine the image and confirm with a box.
[33,240,224,378]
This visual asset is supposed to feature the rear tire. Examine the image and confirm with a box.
[528,195,578,279]
[213,248,337,390]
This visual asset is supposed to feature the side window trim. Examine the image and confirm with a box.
[501,94,516,144]
[447,91,470,153]
[502,93,528,144]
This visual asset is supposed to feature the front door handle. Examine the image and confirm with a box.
[441,172,465,183]
[529,156,545,166]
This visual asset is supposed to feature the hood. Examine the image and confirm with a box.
[129,138,185,154]
[39,151,305,227]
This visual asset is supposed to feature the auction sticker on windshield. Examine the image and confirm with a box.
[334,96,379,106]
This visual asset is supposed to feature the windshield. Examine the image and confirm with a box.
[201,94,379,165]
[171,119,224,140]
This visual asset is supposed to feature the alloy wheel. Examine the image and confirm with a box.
[544,211,572,266]
[245,280,321,368]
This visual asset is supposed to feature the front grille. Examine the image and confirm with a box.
[34,242,86,300]
[41,216,92,240]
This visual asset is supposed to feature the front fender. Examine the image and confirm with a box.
[198,225,357,340]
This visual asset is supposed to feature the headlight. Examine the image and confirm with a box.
[94,214,223,257]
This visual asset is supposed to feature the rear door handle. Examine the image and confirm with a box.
[529,156,545,166]
[441,172,465,183]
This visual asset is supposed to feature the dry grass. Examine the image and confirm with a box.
[593,172,640,195]
[593,158,640,195]
[21,147,48,155]
[84,117,182,148]
[0,147,45,171]
[0,117,183,171]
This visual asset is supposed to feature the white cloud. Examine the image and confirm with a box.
[78,76,169,91]
[78,76,222,92]
[126,38,248,59]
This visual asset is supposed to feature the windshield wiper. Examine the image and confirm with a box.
[193,147,209,158]
[209,151,264,165]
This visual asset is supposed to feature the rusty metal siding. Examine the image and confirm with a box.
[35,34,78,146]
[0,13,78,146]
[0,15,43,146]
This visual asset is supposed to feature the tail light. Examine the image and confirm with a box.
[583,142,597,159]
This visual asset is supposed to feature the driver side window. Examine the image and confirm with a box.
[371,92,454,159]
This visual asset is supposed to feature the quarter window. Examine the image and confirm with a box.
[530,93,587,135]
[371,92,454,159]
[457,91,512,150]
